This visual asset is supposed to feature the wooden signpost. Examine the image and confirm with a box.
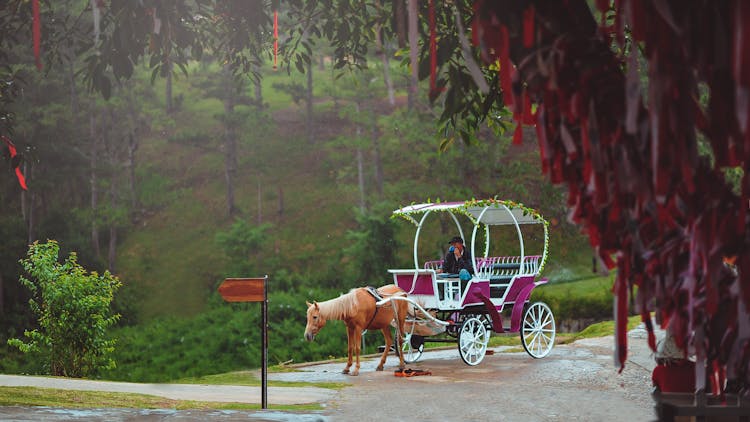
[218,276,268,409]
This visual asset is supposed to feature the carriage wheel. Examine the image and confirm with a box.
[521,302,556,358]
[401,333,424,364]
[458,316,490,366]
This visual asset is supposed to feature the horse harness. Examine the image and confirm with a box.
[363,286,384,329]
[363,286,407,329]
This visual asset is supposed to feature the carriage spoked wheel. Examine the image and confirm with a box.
[521,302,556,358]
[458,316,491,366]
[401,332,424,364]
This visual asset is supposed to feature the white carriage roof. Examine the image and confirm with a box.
[393,200,547,226]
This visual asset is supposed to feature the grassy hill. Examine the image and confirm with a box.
[112,61,595,322]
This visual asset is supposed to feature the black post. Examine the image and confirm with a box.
[262,275,268,409]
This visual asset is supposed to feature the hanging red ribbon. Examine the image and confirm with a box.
[32,0,42,70]
[273,9,278,70]
[429,0,437,94]
[522,5,535,48]
[499,25,513,106]
[2,136,28,190]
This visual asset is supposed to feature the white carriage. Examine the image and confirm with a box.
[383,199,556,366]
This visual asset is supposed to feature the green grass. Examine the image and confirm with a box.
[174,370,348,390]
[560,314,643,344]
[538,273,614,298]
[0,386,322,411]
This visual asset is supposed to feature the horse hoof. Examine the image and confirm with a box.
[342,369,349,374]
[350,371,359,376]
[376,366,384,371]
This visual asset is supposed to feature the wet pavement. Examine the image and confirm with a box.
[0,407,329,421]
[0,325,663,421]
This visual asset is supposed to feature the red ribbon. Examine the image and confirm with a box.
[273,9,278,70]
[522,5,535,48]
[499,25,513,106]
[2,136,28,190]
[33,0,42,70]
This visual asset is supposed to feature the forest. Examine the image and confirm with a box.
[0,0,611,382]
[2,0,749,405]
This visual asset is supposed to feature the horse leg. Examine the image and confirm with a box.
[377,327,392,371]
[351,328,362,376]
[343,326,354,374]
[395,304,406,370]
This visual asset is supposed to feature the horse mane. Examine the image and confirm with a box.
[317,288,360,320]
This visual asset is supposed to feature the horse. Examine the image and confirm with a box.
[304,284,408,376]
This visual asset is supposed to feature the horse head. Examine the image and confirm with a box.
[304,301,326,341]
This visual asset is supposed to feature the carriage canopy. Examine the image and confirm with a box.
[392,199,549,272]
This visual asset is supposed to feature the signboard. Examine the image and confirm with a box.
[218,277,265,302]
[218,276,268,409]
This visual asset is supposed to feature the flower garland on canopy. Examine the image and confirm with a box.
[392,198,550,274]
[471,0,750,394]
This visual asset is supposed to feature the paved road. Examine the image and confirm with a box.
[0,326,661,421]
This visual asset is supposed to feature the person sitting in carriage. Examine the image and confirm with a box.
[442,236,474,277]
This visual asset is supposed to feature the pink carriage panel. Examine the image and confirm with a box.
[461,280,490,307]
[502,276,536,304]
[508,279,540,332]
[393,272,435,296]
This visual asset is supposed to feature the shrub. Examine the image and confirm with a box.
[8,240,121,378]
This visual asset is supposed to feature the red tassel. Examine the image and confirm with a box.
[513,123,523,145]
[32,0,41,70]
[429,0,437,94]
[2,135,28,190]
[15,168,27,190]
[499,25,513,106]
[642,311,656,351]
[522,5,535,48]
[614,258,629,372]
[273,9,278,71]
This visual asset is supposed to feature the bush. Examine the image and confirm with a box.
[8,240,121,378]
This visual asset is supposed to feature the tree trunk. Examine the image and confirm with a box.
[394,0,407,48]
[357,148,366,212]
[26,164,35,244]
[375,20,396,106]
[407,0,419,110]
[253,63,263,110]
[306,58,314,144]
[68,49,77,115]
[371,116,384,197]
[126,132,139,220]
[90,112,101,259]
[222,66,238,217]
[107,180,117,273]
[165,59,173,113]
[355,103,367,212]
[0,272,4,316]
[20,163,26,221]
[257,179,262,225]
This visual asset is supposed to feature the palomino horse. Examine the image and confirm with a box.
[304,284,408,376]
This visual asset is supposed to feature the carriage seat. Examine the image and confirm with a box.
[425,256,542,279]
[476,255,542,279]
